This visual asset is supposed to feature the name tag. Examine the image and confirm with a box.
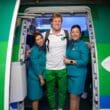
[61,36,66,41]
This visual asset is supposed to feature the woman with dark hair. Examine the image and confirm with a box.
[64,25,89,110]
[27,33,46,110]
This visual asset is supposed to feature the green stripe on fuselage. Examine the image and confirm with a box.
[0,1,16,109]
[12,20,23,61]
[97,43,110,95]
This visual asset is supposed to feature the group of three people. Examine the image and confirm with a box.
[27,13,89,110]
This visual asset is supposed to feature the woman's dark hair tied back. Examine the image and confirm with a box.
[34,29,40,36]
[34,30,43,39]
[33,30,43,44]
[71,25,81,33]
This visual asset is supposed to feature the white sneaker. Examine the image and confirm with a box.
[58,108,63,110]
[81,92,87,99]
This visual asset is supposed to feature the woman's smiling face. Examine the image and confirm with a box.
[71,27,81,41]
[35,35,44,47]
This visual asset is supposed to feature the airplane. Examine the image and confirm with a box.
[0,0,110,110]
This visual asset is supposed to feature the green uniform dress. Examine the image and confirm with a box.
[66,39,89,95]
[27,45,46,100]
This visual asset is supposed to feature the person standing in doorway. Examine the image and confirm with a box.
[27,33,46,110]
[64,25,89,110]
[43,13,69,110]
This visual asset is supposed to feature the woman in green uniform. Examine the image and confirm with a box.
[27,33,46,110]
[64,25,89,110]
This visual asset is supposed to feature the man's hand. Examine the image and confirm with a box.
[25,49,31,58]
[86,42,92,49]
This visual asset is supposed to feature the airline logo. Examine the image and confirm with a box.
[101,56,110,72]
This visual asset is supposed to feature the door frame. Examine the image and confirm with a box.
[18,6,99,110]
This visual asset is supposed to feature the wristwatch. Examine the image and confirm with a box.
[70,60,74,64]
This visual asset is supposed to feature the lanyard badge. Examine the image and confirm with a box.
[61,36,66,41]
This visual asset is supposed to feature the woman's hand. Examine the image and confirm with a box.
[38,75,45,86]
[64,58,76,64]
[40,78,45,86]
[64,58,71,64]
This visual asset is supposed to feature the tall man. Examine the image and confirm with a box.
[44,13,68,110]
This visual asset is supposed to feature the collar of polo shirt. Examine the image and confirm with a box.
[50,28,64,36]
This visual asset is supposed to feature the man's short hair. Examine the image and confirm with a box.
[50,13,63,22]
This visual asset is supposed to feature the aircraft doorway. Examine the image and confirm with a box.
[10,6,99,110]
